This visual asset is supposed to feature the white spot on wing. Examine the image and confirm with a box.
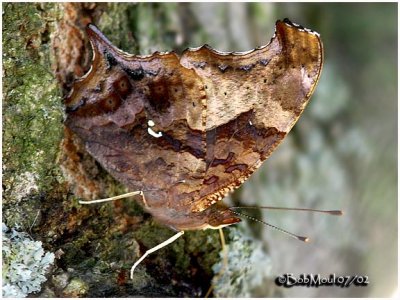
[147,119,162,137]
[148,127,163,138]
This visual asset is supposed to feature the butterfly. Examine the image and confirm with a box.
[65,18,323,276]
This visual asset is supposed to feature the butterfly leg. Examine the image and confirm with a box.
[78,191,144,205]
[130,230,185,279]
[205,228,228,297]
[140,192,150,208]
[219,227,228,271]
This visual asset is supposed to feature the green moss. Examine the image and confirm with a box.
[98,3,139,53]
[2,3,64,226]
[62,236,91,266]
[63,278,89,297]
[184,229,222,275]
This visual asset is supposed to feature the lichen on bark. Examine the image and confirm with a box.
[2,2,64,226]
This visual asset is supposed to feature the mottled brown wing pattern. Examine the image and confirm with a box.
[180,20,323,212]
[65,19,323,229]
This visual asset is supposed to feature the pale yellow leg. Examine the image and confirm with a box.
[130,231,185,279]
[79,190,149,207]
[219,227,228,269]
[205,228,228,297]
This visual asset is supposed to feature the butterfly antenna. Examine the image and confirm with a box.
[230,206,343,216]
[229,209,309,242]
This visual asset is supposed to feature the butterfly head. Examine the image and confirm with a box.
[202,203,241,230]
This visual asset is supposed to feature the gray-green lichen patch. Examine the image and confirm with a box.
[211,226,273,297]
[2,224,55,297]
[2,3,64,226]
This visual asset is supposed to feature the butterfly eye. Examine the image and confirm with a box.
[207,208,241,228]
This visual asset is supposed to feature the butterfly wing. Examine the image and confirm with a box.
[65,20,323,221]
